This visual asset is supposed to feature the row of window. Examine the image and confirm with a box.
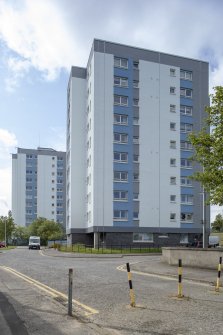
[114,57,193,81]
[113,210,193,222]
[114,89,192,108]
[114,171,192,186]
[113,191,193,204]
[133,233,189,243]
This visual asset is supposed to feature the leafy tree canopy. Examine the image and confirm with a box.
[0,211,16,242]
[211,213,223,232]
[28,217,64,245]
[189,86,223,205]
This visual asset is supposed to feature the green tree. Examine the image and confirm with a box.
[28,217,64,245]
[211,213,223,232]
[13,226,29,244]
[0,211,16,243]
[189,86,223,205]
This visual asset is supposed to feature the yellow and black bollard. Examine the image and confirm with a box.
[215,256,222,292]
[126,262,136,307]
[177,259,184,298]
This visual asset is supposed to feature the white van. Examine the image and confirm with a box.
[29,236,41,250]
[209,236,220,248]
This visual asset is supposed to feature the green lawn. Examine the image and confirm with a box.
[0,246,16,251]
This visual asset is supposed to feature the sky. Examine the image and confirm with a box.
[0,0,223,220]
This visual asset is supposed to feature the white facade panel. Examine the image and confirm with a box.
[37,155,56,221]
[92,52,113,227]
[12,154,26,226]
[139,61,180,228]
[68,77,86,229]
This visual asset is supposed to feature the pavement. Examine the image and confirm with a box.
[0,248,220,334]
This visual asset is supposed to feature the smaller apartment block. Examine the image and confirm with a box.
[66,39,210,247]
[12,147,66,227]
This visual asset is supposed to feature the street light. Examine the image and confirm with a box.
[4,217,7,248]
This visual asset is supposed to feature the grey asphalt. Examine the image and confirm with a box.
[0,248,221,334]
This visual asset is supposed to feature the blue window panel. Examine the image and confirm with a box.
[180,133,191,142]
[181,205,194,212]
[180,150,193,159]
[181,187,194,195]
[180,223,194,228]
[113,185,129,192]
[180,97,193,106]
[180,79,193,89]
[114,86,131,97]
[180,169,193,177]
[180,115,194,123]
[113,221,134,227]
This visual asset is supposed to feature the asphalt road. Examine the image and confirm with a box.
[0,247,223,334]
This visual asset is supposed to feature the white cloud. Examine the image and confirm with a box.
[0,0,84,89]
[0,129,17,216]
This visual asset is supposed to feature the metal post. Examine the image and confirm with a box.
[215,257,222,292]
[178,259,183,298]
[126,263,136,307]
[202,187,206,248]
[68,269,73,316]
[4,218,7,248]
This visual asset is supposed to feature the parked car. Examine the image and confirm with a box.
[0,241,6,248]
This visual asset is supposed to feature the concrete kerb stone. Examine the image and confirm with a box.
[41,248,161,259]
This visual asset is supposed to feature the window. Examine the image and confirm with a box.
[170,158,176,167]
[170,122,176,131]
[180,70,192,81]
[133,80,139,88]
[114,76,128,87]
[170,213,176,221]
[133,136,139,144]
[170,141,176,149]
[180,123,193,133]
[114,210,128,220]
[170,195,176,202]
[170,104,176,113]
[114,190,128,201]
[170,87,176,94]
[114,132,128,144]
[133,233,153,243]
[114,57,128,69]
[114,95,128,106]
[133,212,139,219]
[181,158,192,169]
[26,186,32,190]
[133,154,139,162]
[133,117,139,125]
[180,105,193,116]
[26,154,32,159]
[170,177,176,185]
[133,193,139,200]
[133,173,139,181]
[114,152,128,162]
[180,88,192,98]
[170,68,176,76]
[57,195,63,200]
[133,98,139,107]
[57,172,63,176]
[133,61,139,69]
[180,233,189,244]
[181,176,192,187]
[181,141,193,151]
[114,114,128,125]
[181,213,193,222]
[26,177,32,182]
[114,171,128,182]
[26,170,32,174]
[181,194,193,204]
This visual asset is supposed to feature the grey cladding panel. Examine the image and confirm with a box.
[71,66,87,79]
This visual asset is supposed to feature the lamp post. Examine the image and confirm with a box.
[202,187,206,249]
[4,217,7,248]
